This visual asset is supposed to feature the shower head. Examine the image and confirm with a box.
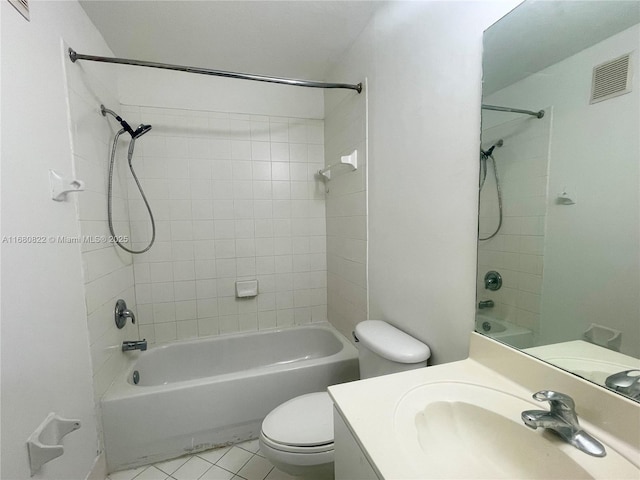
[480,139,504,158]
[132,124,152,139]
[101,104,152,139]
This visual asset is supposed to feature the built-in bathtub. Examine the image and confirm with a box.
[475,314,534,349]
[102,322,359,472]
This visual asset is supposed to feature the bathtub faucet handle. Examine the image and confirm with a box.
[115,299,136,329]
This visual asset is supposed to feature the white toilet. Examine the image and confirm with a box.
[259,320,431,479]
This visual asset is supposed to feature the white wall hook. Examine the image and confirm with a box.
[27,413,81,476]
[556,185,576,205]
[318,149,358,181]
[49,170,85,201]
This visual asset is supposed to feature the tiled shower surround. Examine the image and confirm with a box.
[120,106,328,344]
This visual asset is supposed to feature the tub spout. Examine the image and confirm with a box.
[478,300,494,309]
[122,339,147,352]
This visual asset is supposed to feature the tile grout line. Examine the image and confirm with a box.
[108,440,273,480]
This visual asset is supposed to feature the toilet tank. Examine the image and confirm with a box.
[354,320,431,379]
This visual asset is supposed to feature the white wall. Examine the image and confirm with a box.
[325,1,520,364]
[64,36,141,461]
[118,67,324,119]
[1,1,115,478]
[485,24,640,356]
[324,86,368,340]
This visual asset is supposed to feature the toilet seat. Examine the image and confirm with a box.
[260,431,333,454]
[260,391,334,453]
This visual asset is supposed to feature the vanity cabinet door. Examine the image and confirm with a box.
[334,407,380,480]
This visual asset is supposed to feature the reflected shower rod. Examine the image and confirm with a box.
[68,48,362,94]
[482,104,545,118]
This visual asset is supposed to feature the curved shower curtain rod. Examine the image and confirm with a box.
[68,48,362,93]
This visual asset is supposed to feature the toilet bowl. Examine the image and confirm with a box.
[259,320,430,479]
[259,392,334,479]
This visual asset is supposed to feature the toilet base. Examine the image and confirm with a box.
[259,434,334,480]
[270,461,334,480]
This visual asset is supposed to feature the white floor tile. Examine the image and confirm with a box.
[154,456,191,475]
[199,464,235,480]
[108,466,147,480]
[133,466,170,480]
[197,446,232,464]
[216,447,253,473]
[263,468,298,480]
[173,456,213,480]
[236,439,260,454]
[237,455,273,480]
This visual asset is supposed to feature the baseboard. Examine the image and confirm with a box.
[85,452,107,480]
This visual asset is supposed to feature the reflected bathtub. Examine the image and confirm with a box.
[101,322,359,472]
[475,314,534,349]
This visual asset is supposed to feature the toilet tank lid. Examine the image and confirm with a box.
[355,320,431,363]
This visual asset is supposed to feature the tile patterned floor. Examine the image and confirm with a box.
[106,440,298,480]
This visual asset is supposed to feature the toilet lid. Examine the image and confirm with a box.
[262,392,333,447]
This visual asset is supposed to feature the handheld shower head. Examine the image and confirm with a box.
[482,145,496,157]
[101,104,152,139]
[480,139,504,158]
[132,124,152,139]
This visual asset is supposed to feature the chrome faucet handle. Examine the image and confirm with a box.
[115,299,136,329]
[524,390,606,457]
[532,390,578,426]
[605,370,640,399]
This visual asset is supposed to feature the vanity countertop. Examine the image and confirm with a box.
[328,333,640,480]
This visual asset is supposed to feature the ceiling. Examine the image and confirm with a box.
[79,1,384,82]
[484,1,640,95]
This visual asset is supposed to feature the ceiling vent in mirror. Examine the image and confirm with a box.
[590,52,632,104]
[8,0,30,21]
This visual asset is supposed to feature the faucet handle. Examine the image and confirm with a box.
[115,299,136,329]
[532,390,578,426]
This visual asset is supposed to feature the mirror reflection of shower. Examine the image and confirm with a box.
[479,139,504,241]
[101,104,156,254]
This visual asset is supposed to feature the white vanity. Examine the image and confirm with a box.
[329,333,640,479]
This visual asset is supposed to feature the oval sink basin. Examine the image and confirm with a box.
[394,382,639,479]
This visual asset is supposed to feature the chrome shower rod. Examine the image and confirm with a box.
[482,104,545,118]
[68,48,362,93]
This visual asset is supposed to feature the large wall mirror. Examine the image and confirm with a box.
[477,0,640,401]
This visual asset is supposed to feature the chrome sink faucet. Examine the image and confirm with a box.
[605,370,640,400]
[521,390,606,457]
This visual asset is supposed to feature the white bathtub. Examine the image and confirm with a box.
[475,314,534,349]
[102,322,359,472]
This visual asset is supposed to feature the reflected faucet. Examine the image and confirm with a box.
[122,339,147,352]
[605,370,640,400]
[521,390,606,457]
[478,300,494,309]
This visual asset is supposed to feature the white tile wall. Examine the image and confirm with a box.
[124,106,328,344]
[324,89,368,340]
[477,112,551,333]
